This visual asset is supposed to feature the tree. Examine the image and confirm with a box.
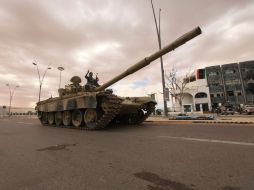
[165,68,190,112]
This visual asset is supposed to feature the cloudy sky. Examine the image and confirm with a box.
[0,0,254,108]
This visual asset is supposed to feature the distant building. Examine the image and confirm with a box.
[0,106,36,116]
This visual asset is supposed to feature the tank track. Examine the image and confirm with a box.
[138,102,156,124]
[129,102,156,125]
[83,93,122,130]
[116,102,156,125]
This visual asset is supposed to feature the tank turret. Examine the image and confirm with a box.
[58,76,82,97]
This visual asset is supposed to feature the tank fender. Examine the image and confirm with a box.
[124,97,156,104]
[64,96,97,110]
[76,96,97,109]
[66,99,77,110]
[37,104,48,112]
[56,103,64,111]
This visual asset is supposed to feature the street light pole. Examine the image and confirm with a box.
[6,83,19,116]
[57,67,64,89]
[151,0,168,116]
[32,62,52,102]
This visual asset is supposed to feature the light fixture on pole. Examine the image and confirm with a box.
[6,83,19,116]
[32,62,52,102]
[57,67,64,89]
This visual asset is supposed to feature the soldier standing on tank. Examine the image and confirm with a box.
[85,70,100,90]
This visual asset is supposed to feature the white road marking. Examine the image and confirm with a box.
[158,136,254,147]
[16,122,33,125]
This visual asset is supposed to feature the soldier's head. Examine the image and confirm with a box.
[89,72,93,77]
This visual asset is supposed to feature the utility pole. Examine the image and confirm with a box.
[6,84,19,116]
[32,62,52,102]
[151,0,168,116]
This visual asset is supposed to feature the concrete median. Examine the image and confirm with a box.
[147,115,254,125]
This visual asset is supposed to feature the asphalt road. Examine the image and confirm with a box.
[0,117,254,190]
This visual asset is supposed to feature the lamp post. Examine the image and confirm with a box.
[151,0,168,116]
[32,62,52,102]
[57,67,64,89]
[6,83,19,116]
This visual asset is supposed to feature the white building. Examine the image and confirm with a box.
[169,72,211,113]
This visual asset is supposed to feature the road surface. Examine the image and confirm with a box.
[0,117,253,190]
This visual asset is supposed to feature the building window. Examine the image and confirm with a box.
[225,79,240,85]
[224,69,237,74]
[227,91,234,96]
[197,69,206,79]
[217,93,221,97]
[208,72,217,76]
[237,92,242,96]
[245,69,254,80]
[195,92,208,98]
[210,94,214,98]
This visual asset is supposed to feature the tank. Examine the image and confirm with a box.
[36,27,202,130]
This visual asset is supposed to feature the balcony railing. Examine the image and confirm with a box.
[211,97,225,103]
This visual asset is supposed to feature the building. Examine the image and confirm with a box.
[205,65,225,109]
[239,60,254,104]
[182,78,211,112]
[170,69,211,112]
[221,63,244,105]
[170,60,254,112]
[206,60,254,109]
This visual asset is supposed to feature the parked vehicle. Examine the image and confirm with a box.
[221,107,235,115]
[218,104,235,115]
[242,105,254,115]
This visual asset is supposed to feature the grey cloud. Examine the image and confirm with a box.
[0,0,253,107]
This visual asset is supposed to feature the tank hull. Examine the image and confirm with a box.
[36,91,156,130]
[36,92,97,112]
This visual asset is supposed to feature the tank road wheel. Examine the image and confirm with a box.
[55,111,63,126]
[84,108,98,129]
[63,111,72,126]
[48,112,55,125]
[72,109,83,128]
[40,112,48,125]
[100,98,110,112]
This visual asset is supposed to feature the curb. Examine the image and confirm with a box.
[146,120,254,125]
[192,121,253,124]
[145,120,194,124]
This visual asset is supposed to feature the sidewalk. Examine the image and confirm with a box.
[146,115,254,125]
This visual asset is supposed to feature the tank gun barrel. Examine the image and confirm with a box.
[95,26,202,92]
